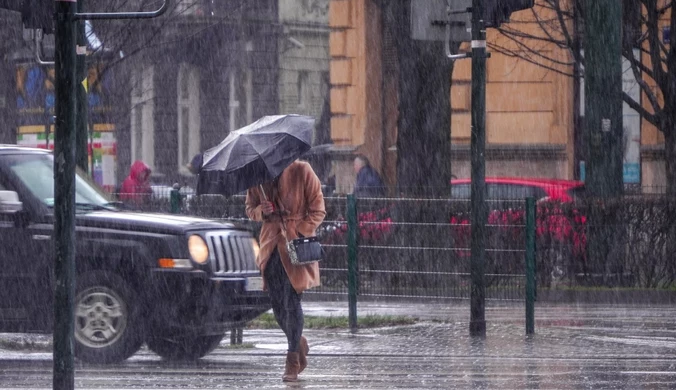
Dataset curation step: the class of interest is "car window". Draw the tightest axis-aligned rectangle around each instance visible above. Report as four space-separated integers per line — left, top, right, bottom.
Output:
451 184 470 199
3 153 110 207
488 184 545 200
452 182 550 200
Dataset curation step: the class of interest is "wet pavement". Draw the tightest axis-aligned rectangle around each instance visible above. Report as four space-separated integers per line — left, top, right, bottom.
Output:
1 301 675 389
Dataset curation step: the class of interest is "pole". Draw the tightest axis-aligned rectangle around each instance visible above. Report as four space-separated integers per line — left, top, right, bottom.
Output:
469 0 487 337
53 0 78 389
75 0 88 173
347 194 359 333
525 197 536 335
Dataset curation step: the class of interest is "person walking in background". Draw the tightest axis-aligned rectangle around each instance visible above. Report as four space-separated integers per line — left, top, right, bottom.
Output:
245 160 326 382
119 160 152 206
353 154 385 197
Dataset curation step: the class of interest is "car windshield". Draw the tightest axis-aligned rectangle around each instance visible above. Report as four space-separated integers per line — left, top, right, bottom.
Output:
4 152 112 209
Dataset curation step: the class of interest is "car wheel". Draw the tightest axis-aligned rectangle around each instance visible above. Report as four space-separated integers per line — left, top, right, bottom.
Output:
146 334 225 361
74 271 143 364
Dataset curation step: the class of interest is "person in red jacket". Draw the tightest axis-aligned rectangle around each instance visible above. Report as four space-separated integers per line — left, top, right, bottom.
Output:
119 160 152 206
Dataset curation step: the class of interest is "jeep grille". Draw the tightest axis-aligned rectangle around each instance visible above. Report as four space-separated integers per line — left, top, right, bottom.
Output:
205 231 259 275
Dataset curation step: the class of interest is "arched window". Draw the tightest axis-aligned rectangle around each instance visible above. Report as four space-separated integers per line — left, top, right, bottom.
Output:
177 63 201 174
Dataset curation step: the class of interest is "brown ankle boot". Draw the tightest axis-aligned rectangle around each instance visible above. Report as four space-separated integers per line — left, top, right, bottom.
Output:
282 352 301 382
299 336 309 373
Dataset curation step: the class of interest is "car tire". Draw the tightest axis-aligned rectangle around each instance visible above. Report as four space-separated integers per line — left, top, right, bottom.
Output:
146 334 225 361
74 271 144 364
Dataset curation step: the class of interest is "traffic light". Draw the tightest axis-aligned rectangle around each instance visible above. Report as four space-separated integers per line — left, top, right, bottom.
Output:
0 0 55 33
484 0 534 28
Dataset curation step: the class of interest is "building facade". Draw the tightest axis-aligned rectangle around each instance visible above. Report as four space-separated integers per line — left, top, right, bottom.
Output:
119 1 281 187
1 0 281 190
327 0 670 193
277 0 330 123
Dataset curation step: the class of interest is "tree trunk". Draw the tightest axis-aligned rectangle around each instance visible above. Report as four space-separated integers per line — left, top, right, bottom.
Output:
390 0 453 198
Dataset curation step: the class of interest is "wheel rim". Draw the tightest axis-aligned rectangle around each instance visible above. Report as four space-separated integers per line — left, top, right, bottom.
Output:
74 287 128 349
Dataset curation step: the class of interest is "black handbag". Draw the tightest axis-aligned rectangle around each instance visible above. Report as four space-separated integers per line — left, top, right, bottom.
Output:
260 184 324 265
287 234 324 265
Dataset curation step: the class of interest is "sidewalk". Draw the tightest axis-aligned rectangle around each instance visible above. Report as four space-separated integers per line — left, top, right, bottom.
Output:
284 301 676 359
221 300 676 388
1 301 675 389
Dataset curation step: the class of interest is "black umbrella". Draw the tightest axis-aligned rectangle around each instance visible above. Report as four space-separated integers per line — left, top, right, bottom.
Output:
197 114 315 196
301 143 333 157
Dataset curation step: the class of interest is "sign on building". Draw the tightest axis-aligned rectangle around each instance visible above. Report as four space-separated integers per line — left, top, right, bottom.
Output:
15 62 118 191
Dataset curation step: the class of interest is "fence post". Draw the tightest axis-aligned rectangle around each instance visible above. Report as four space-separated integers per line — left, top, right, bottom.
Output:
347 194 359 333
170 183 181 214
525 197 536 335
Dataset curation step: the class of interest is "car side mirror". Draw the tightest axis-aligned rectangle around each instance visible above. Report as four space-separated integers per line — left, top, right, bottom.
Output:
0 190 23 214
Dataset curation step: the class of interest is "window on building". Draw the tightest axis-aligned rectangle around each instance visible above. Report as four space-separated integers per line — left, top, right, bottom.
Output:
177 64 201 174
130 66 155 169
229 69 240 132
297 71 309 108
245 68 253 125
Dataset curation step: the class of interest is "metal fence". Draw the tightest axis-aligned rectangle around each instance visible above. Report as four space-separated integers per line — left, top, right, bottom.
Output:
313 195 532 302
114 187 676 296
131 189 534 302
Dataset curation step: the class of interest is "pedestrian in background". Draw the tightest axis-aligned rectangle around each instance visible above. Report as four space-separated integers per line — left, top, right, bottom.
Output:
119 160 152 206
353 154 385 197
245 160 326 382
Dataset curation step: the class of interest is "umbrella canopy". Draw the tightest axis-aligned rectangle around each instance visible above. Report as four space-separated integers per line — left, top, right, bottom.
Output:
301 143 333 157
197 114 315 196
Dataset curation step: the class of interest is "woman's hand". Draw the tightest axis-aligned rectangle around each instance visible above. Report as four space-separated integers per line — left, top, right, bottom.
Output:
261 200 276 216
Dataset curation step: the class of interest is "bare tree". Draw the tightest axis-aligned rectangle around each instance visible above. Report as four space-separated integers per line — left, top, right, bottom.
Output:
384 0 453 197
491 0 676 193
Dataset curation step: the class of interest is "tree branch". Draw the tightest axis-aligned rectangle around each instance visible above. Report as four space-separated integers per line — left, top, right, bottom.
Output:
645 0 668 94
624 47 662 126
623 90 659 126
488 43 575 77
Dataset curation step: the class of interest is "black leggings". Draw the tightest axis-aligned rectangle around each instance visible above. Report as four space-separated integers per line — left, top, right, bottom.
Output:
264 249 304 352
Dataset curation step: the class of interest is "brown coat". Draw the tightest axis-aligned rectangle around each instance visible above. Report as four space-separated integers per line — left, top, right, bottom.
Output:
245 160 326 293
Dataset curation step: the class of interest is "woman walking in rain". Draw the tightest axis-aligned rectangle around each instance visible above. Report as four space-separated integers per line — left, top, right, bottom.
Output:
245 159 326 382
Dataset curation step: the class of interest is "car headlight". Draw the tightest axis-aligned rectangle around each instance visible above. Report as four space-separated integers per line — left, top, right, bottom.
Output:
251 238 260 259
188 235 209 264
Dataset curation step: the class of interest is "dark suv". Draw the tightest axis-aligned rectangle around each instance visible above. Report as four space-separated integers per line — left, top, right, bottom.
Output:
0 145 270 363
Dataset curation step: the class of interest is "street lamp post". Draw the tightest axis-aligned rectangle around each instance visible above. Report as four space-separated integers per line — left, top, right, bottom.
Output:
53 1 78 389
469 0 487 337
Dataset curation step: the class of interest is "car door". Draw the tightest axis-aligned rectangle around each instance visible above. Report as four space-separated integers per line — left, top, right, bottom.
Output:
0 162 52 329
0 177 33 323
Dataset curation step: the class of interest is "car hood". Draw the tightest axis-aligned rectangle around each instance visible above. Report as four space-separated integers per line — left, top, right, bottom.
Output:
77 211 235 235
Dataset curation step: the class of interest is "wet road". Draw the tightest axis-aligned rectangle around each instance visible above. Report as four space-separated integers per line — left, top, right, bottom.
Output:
1 302 675 389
